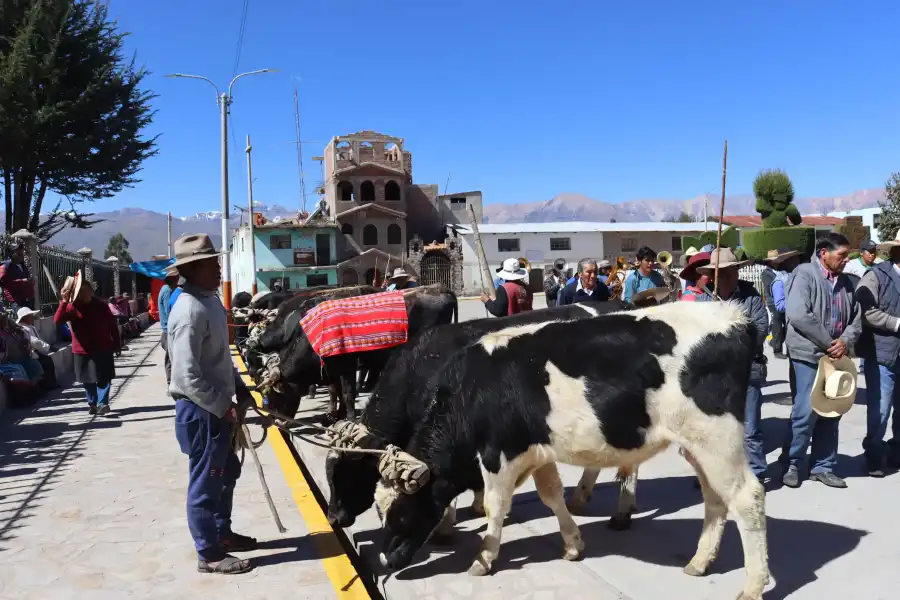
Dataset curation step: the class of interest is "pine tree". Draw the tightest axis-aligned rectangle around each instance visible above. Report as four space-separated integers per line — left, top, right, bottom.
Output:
877 172 900 243
105 233 133 265
0 0 158 240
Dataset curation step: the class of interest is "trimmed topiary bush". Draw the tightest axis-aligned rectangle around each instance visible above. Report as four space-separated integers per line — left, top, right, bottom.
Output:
743 226 816 260
743 169 814 260
681 226 740 252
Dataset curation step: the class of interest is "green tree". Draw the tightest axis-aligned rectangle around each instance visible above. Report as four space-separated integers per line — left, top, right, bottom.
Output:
0 0 158 242
877 172 900 242
105 233 132 265
676 211 694 223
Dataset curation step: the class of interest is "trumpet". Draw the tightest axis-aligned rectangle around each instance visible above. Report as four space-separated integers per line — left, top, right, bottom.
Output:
608 256 629 300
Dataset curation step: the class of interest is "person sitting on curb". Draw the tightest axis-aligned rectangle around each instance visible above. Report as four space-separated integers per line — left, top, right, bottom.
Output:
16 307 57 390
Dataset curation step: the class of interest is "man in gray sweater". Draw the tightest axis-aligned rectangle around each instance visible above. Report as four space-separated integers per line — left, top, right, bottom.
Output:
168 234 257 574
855 231 900 477
780 233 862 489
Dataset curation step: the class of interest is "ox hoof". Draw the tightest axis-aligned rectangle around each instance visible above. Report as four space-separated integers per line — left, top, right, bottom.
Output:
566 494 591 513
607 513 632 531
735 594 762 600
562 540 584 561
683 562 708 577
467 560 491 577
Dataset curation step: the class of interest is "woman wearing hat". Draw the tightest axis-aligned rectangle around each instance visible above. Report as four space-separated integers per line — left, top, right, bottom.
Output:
678 251 713 302
482 257 533 317
55 270 121 416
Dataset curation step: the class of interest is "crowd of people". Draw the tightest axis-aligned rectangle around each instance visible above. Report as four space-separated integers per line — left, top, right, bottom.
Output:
488 232 898 489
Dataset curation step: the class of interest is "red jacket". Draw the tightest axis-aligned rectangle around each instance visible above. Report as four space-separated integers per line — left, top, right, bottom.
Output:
0 260 34 305
501 281 533 315
55 298 121 355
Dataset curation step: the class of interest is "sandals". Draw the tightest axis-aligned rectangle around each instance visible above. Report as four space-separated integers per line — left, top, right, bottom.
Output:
197 555 252 574
220 533 258 553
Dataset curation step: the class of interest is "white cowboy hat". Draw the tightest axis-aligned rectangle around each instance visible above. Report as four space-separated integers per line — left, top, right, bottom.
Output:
597 259 612 269
496 257 528 282
16 307 40 323
695 248 749 272
810 355 858 418
389 267 411 280
679 246 700 267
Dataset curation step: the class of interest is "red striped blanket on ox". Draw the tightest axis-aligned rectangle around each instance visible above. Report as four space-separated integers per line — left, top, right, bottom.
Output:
299 290 409 358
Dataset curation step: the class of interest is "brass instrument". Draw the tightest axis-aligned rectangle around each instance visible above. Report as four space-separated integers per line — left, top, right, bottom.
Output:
518 257 531 271
608 256 629 300
656 251 678 303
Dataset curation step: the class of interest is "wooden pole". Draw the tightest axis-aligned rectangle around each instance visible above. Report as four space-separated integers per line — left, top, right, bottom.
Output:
468 204 495 301
713 140 728 300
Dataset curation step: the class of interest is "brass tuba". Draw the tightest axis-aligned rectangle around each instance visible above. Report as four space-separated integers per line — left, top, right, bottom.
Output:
608 256 629 300
518 257 531 271
657 251 678 303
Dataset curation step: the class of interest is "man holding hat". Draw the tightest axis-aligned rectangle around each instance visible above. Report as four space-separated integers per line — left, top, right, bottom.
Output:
158 264 179 385
856 229 900 476
482 257 533 317
695 248 771 482
843 239 882 279
386 267 418 291
780 233 861 489
167 234 257 574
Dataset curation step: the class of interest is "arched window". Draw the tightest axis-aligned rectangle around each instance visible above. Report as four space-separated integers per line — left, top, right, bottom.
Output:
364 268 383 286
360 180 375 203
387 223 402 245
337 181 354 201
341 223 353 236
363 224 378 245
341 269 359 285
385 180 401 201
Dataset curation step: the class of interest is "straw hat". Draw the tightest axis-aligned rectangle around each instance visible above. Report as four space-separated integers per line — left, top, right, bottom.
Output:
679 246 700 267
810 356 858 418
696 248 748 273
763 248 801 265
496 258 528 282
389 267 411 280
63 270 83 302
172 233 225 268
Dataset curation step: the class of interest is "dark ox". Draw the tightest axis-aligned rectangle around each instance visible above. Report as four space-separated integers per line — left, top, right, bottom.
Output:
260 285 458 420
375 301 768 600
326 301 642 532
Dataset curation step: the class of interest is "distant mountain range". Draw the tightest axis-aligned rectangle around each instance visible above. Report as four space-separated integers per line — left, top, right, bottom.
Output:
6 189 883 261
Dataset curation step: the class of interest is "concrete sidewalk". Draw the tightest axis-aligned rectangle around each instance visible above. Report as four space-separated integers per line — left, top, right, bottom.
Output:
0 327 342 600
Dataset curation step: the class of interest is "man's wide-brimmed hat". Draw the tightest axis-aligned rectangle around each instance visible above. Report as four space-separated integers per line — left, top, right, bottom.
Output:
165 264 179 278
389 267 411 280
496 257 528 282
763 248 801 265
679 246 699 267
172 234 225 268
811 356 858 418
696 248 748 273
679 251 712 282
598 259 612 269
631 287 671 306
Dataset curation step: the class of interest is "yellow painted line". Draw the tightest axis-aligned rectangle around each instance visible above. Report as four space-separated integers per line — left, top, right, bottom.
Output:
231 347 371 599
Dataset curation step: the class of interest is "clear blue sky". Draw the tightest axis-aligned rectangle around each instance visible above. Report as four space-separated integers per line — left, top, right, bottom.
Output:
99 0 900 216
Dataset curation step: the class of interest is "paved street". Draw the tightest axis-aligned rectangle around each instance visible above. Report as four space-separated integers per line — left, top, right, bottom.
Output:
0 329 343 600
294 297 898 600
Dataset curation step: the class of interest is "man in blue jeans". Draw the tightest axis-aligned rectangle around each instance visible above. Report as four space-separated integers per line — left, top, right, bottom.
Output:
781 233 862 489
168 234 257 574
855 229 900 477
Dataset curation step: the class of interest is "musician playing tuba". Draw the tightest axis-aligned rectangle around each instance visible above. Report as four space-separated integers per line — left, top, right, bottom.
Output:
622 246 668 304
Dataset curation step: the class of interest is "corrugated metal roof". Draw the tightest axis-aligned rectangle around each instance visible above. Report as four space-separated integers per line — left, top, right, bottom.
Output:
454 221 709 234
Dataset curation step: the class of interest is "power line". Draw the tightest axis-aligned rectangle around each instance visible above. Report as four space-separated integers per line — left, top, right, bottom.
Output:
232 0 250 77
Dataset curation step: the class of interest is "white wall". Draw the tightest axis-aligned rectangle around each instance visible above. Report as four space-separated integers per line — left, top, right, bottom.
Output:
828 207 882 243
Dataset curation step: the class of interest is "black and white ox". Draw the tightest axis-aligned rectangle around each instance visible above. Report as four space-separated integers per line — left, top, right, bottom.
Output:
326 300 639 532
374 301 768 600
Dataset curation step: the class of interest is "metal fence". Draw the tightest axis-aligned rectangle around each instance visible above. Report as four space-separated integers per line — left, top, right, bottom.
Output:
37 246 85 310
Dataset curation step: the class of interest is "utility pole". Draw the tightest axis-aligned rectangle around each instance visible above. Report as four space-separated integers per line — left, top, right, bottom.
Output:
167 212 173 256
165 68 277 309
293 87 308 213
245 134 258 294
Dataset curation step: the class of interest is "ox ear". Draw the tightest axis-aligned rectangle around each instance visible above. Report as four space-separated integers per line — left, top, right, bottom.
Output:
377 445 430 495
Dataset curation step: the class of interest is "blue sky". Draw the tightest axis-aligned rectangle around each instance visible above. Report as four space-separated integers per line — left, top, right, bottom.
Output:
99 0 900 216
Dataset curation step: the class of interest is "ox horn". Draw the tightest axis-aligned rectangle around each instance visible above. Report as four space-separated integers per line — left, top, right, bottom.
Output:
377 445 430 495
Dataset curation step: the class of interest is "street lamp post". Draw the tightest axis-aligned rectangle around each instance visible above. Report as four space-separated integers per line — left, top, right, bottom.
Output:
166 69 276 309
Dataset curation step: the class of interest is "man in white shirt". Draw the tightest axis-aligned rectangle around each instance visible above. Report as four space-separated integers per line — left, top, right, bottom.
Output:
843 240 882 279
16 307 57 389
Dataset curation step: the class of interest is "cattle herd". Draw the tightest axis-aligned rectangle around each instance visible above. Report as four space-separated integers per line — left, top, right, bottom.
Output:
233 285 769 600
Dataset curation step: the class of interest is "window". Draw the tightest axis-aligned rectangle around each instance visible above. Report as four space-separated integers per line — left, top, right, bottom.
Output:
306 274 329 287
671 236 681 251
874 214 881 231
549 237 571 251
269 234 291 250
363 224 378 245
497 238 520 252
387 224 402 245
360 180 375 203
341 223 353 236
385 181 401 201
337 181 354 201
621 237 637 252
450 197 467 211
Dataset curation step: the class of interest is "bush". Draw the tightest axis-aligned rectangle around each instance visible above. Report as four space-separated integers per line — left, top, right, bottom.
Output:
754 170 802 228
742 226 816 260
681 226 740 252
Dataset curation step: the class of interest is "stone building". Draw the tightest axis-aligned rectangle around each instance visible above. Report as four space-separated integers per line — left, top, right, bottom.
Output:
318 130 481 291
